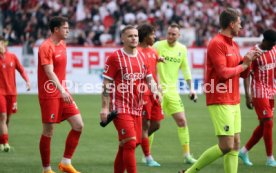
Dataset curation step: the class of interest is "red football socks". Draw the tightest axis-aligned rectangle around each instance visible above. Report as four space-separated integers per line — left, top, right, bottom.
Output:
63 129 81 158
114 146 125 173
263 120 273 156
40 135 51 167
123 140 137 173
141 138 150 157
0 134 8 144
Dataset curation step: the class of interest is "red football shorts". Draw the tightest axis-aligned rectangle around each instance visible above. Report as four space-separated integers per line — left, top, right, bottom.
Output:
113 114 142 144
0 95 17 115
252 98 274 120
142 95 164 121
39 98 80 123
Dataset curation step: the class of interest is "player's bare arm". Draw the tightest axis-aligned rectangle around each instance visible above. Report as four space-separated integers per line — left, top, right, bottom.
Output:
26 81 31 91
186 79 197 102
146 75 162 103
243 76 253 109
43 64 72 103
100 77 112 123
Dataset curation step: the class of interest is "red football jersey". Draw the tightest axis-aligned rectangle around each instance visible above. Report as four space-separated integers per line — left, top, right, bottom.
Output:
251 45 276 99
0 51 29 95
138 46 158 96
38 38 67 99
205 34 248 105
103 48 152 116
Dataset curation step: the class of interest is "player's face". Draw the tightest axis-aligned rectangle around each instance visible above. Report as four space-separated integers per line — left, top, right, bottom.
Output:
167 27 180 45
55 22 69 40
145 31 155 46
0 41 6 54
231 17 242 36
122 29 139 49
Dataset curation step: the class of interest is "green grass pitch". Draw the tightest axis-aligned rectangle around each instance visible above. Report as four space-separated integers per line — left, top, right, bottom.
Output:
0 94 275 173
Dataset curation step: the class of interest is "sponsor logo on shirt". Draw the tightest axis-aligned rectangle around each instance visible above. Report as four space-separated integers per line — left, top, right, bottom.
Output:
123 73 145 81
163 56 181 63
259 63 276 71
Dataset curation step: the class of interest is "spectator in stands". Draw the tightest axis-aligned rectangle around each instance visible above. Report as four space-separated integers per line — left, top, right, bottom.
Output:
0 0 275 47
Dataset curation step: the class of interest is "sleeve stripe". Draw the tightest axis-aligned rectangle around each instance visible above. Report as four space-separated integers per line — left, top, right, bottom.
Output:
102 74 114 81
146 74 153 78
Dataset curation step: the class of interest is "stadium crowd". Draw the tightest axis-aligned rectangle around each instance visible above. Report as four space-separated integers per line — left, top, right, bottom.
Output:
0 0 275 47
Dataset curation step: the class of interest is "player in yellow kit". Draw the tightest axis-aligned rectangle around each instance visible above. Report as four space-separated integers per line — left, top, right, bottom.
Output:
153 23 197 164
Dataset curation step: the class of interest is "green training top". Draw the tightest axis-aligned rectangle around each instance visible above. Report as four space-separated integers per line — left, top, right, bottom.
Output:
154 40 192 91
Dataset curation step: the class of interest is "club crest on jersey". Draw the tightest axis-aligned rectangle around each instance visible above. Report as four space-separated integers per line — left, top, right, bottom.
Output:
104 64 109 73
142 64 146 69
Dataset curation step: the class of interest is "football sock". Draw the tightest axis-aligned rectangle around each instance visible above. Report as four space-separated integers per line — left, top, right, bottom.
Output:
61 157 71 165
177 127 190 155
63 129 81 158
43 166 52 172
240 146 248 154
40 135 51 167
267 155 275 161
141 138 150 157
0 134 8 144
183 144 190 157
123 140 137 173
186 145 223 173
224 150 238 173
263 120 273 156
114 146 124 173
245 125 263 151
149 133 154 150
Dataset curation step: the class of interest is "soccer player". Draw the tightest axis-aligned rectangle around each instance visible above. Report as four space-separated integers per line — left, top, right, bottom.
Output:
0 36 30 152
179 8 260 173
100 25 161 173
153 23 197 164
239 29 276 167
38 16 83 173
137 23 164 167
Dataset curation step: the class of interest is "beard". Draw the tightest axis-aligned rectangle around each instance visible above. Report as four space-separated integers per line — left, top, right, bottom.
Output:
231 30 239 37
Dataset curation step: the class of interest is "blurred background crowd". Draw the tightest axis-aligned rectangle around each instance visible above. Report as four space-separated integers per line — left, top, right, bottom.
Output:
0 0 275 48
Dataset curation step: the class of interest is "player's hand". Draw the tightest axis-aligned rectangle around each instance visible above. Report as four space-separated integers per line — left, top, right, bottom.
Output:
244 50 262 63
189 90 197 103
61 90 72 104
245 94 253 109
158 85 163 96
153 91 162 104
26 82 31 91
158 56 165 63
100 108 108 123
